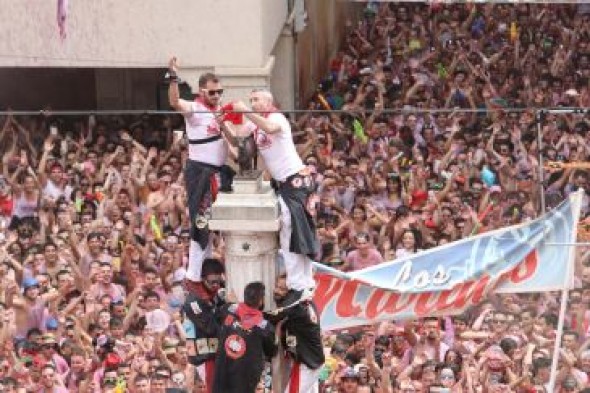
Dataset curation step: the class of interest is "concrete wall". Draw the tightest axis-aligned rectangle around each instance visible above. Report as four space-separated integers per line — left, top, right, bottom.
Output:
0 0 283 69
0 0 289 108
0 0 358 110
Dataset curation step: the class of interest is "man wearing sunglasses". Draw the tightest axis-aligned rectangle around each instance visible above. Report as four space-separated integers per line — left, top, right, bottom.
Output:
168 57 228 295
182 258 227 393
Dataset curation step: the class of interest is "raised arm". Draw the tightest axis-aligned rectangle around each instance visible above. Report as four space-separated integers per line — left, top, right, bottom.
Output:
168 57 193 114
233 101 282 135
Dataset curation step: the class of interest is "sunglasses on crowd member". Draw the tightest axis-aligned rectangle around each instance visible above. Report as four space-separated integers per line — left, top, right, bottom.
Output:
103 377 118 386
203 89 224 96
205 278 224 286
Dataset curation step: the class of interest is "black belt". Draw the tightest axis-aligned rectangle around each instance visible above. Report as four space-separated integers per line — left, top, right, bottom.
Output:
188 135 221 145
279 172 298 186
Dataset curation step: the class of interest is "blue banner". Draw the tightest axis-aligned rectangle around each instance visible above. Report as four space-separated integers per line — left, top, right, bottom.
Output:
313 192 582 330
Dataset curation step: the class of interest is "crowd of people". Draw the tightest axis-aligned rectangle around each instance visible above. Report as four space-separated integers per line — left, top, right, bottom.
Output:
0 1 589 392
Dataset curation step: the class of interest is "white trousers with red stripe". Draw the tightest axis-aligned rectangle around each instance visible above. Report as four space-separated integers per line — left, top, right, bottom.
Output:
284 361 320 393
278 197 316 291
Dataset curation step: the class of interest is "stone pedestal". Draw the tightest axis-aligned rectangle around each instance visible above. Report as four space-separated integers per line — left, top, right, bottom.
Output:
209 175 280 310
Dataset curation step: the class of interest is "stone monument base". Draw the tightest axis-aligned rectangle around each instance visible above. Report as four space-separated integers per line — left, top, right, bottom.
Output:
209 174 279 309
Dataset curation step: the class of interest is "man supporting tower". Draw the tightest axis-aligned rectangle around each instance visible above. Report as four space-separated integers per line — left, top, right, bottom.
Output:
269 274 325 393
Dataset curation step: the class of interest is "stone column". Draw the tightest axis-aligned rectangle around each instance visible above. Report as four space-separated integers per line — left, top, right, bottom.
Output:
209 175 280 310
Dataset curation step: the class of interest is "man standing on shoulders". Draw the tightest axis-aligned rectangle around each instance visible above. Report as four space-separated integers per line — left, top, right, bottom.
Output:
268 274 325 393
168 57 228 293
230 90 319 301
213 281 277 393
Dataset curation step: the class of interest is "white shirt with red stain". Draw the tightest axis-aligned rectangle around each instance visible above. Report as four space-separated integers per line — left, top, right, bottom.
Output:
248 112 304 182
185 99 228 166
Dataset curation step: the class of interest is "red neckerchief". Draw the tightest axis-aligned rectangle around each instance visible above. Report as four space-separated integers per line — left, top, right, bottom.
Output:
236 303 263 330
195 96 219 112
193 282 216 303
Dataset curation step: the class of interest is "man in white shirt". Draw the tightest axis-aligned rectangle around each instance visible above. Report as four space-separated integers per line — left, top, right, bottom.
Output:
230 90 319 300
168 57 229 292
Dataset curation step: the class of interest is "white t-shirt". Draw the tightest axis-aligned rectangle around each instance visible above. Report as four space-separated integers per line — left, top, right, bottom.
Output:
249 112 304 181
43 180 72 201
184 100 228 166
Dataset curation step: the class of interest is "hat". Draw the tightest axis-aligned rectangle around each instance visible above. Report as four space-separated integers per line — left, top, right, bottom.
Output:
341 367 360 380
353 364 368 373
22 277 39 291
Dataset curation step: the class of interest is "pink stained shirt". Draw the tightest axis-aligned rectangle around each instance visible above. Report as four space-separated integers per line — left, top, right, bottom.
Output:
345 248 384 271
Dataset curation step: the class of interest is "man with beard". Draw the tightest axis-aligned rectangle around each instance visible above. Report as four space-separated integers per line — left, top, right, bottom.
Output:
409 317 449 363
268 274 325 393
168 57 229 294
182 258 226 393
213 282 277 393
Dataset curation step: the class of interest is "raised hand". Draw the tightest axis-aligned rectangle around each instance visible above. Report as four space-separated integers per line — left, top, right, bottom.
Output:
168 57 179 73
120 130 133 142
43 138 54 153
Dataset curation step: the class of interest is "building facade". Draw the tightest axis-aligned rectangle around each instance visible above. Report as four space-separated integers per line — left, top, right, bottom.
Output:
0 0 357 110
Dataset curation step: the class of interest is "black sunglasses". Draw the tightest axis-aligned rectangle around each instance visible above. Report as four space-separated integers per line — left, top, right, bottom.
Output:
205 89 224 96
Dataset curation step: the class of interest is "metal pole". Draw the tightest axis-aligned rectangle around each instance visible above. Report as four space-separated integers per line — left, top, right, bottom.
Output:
536 109 547 216
546 201 585 392
548 281 570 391
545 242 590 246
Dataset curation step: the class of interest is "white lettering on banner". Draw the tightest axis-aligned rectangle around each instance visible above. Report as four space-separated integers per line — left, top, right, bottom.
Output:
432 265 452 285
392 261 454 290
